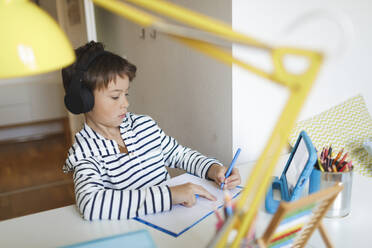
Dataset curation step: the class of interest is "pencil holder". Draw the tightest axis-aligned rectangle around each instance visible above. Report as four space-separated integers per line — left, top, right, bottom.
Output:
309 168 353 218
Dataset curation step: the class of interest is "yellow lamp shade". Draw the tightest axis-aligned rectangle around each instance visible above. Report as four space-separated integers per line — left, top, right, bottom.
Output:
0 0 76 79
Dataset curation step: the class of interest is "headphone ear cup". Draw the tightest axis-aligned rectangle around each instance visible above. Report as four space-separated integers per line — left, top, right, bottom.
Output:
64 88 83 115
64 50 106 114
64 85 94 114
65 94 88 114
64 94 75 114
64 74 85 114
80 85 95 113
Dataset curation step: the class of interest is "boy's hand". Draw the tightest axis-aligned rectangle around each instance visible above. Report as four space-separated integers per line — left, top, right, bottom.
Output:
207 163 241 190
169 183 216 207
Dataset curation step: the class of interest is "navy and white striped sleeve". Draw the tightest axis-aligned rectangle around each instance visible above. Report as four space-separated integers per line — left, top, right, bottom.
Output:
158 127 223 179
73 157 172 220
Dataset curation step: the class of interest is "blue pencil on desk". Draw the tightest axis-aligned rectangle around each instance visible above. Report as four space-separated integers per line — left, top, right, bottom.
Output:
220 148 241 190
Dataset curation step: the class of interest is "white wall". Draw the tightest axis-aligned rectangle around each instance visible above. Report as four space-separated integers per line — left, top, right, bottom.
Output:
95 0 233 164
233 0 372 162
0 71 66 126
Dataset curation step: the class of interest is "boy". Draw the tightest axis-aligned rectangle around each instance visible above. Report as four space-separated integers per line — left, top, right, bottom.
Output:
62 41 240 220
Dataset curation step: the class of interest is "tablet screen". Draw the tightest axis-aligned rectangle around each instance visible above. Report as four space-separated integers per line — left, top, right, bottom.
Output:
285 137 309 194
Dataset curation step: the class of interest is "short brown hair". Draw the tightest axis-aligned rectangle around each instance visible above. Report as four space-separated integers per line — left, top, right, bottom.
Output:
62 41 136 92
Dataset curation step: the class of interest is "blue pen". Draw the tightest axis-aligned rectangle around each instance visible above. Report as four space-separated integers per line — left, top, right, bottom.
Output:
220 148 241 189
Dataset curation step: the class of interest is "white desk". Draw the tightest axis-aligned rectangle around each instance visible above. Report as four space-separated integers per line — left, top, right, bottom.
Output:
0 155 371 248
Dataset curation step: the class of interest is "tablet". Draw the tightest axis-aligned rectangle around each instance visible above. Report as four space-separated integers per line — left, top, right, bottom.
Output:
284 135 311 197
265 130 317 213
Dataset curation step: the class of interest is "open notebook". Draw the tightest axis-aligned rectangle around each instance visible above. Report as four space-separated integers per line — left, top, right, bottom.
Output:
135 173 242 237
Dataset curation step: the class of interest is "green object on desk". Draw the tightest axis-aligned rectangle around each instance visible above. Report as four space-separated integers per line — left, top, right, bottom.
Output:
61 229 156 248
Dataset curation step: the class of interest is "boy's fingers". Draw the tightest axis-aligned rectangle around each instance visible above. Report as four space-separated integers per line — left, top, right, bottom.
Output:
229 177 241 185
217 175 225 183
225 174 241 189
225 169 241 183
225 174 240 184
194 185 216 201
231 168 240 177
225 181 239 189
226 177 239 184
226 173 239 180
217 169 226 183
182 201 194 207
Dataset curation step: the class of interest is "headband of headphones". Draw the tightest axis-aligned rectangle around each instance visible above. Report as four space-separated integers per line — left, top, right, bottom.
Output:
64 50 111 114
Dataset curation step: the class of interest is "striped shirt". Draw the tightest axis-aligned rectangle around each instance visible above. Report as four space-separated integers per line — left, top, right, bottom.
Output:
63 112 222 220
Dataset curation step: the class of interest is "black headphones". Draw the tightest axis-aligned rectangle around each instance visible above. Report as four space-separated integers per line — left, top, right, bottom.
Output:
64 50 109 114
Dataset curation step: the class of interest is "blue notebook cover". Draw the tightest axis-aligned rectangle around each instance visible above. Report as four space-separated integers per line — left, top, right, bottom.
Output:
61 229 156 248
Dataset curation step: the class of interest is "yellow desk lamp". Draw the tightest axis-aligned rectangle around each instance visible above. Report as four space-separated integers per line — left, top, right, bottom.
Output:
1 0 323 247
0 0 75 79
91 1 323 247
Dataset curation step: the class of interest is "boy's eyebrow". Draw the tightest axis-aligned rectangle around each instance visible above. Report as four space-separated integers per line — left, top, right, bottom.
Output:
109 88 129 93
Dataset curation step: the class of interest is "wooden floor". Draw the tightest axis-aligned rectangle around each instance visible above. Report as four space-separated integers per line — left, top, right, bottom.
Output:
0 134 75 221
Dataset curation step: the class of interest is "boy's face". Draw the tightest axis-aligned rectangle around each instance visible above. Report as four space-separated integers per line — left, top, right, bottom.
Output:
87 75 130 128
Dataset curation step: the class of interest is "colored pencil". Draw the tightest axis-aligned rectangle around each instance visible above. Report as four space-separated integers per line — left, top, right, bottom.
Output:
332 148 344 167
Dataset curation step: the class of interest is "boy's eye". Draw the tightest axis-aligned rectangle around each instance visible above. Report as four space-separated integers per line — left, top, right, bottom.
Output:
125 93 129 96
111 96 119 100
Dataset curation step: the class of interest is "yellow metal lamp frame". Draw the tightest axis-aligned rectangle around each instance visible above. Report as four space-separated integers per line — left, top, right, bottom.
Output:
91 1 323 247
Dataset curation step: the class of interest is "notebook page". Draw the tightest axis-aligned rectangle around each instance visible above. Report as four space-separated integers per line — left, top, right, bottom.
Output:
136 173 241 235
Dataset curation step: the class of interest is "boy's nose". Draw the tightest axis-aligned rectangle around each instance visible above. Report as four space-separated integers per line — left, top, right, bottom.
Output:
122 98 129 109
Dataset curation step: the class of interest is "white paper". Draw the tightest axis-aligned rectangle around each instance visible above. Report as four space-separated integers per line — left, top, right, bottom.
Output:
136 173 241 236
